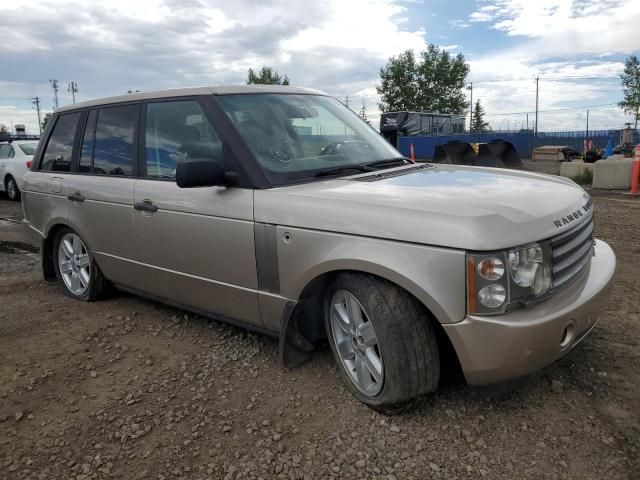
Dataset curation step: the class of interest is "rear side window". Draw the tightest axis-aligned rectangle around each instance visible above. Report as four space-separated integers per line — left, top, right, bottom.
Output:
145 100 222 179
18 143 38 155
0 144 10 158
92 105 139 176
40 112 81 171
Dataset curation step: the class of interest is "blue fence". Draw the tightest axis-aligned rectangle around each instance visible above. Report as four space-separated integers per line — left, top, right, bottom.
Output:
398 129 639 160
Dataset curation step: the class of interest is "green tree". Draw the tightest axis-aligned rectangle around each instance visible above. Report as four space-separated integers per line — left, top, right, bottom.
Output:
619 55 640 130
247 66 290 85
471 99 490 133
376 45 469 114
41 112 52 130
0 124 8 134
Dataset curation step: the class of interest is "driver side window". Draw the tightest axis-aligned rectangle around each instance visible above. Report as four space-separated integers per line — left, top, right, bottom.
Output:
145 100 222 179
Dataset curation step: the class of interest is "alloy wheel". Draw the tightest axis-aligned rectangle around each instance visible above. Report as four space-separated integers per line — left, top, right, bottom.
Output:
58 233 91 296
330 289 384 396
6 177 18 200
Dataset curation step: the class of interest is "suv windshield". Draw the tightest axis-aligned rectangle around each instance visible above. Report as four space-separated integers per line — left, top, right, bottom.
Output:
216 94 402 185
18 143 38 155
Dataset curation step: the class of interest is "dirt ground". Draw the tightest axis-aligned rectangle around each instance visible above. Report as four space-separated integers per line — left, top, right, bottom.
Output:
1 184 639 480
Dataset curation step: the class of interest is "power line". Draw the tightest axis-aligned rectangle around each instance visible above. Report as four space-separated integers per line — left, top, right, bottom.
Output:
481 102 618 117
470 74 619 84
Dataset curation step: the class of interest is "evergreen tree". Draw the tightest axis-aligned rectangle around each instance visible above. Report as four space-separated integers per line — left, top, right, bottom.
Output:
471 99 490 133
619 55 640 130
247 66 290 85
41 112 52 130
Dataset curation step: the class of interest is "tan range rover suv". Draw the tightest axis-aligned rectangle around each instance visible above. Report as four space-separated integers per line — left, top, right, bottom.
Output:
21 85 616 413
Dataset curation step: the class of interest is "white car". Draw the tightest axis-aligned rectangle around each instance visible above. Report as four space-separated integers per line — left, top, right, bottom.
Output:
0 140 39 201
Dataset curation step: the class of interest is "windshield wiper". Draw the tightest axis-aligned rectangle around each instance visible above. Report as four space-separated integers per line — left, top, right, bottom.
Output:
366 157 410 169
314 165 373 178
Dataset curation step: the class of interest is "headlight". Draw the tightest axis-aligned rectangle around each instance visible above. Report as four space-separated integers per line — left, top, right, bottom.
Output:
477 257 504 281
478 284 506 308
467 242 552 315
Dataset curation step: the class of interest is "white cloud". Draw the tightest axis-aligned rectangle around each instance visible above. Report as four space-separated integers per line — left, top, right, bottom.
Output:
0 0 428 132
469 0 640 59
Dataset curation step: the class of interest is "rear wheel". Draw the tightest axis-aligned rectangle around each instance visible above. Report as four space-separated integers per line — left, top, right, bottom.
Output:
53 228 109 301
324 272 440 414
5 175 20 201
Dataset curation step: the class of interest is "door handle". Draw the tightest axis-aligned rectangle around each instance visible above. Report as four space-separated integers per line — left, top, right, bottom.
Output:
134 200 158 213
68 192 85 202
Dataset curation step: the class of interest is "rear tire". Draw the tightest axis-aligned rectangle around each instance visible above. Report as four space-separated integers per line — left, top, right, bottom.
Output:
52 227 110 301
5 175 20 201
324 272 440 414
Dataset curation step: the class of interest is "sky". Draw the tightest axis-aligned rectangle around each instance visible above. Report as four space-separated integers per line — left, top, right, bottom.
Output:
1 0 638 135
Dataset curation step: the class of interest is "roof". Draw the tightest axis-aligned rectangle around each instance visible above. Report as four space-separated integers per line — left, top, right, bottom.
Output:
56 85 327 113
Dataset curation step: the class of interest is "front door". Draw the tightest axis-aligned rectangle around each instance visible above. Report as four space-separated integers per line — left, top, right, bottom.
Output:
132 99 260 326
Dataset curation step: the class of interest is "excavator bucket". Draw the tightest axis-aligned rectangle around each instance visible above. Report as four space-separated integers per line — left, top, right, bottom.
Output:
476 143 504 167
432 141 476 165
480 140 523 169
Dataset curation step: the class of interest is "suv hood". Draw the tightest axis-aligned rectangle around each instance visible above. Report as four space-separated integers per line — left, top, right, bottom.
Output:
254 164 593 250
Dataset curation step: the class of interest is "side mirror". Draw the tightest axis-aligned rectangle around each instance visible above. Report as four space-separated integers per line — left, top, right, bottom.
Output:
176 159 238 188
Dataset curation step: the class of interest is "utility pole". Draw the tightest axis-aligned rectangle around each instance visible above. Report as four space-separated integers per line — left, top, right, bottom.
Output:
68 81 78 104
466 82 473 132
50 79 59 109
534 76 539 137
32 97 42 135
359 97 368 122
586 109 589 139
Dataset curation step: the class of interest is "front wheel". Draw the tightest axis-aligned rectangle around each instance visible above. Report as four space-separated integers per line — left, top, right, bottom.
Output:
53 228 110 301
324 273 440 414
5 175 20 201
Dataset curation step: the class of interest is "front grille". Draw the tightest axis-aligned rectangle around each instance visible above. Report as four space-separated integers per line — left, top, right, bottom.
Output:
550 216 594 291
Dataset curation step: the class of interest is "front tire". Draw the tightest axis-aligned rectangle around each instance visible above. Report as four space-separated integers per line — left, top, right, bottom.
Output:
53 228 109 301
5 175 20 201
324 273 440 414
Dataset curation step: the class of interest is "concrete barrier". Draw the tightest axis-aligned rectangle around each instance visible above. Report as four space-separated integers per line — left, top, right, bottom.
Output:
560 161 593 179
592 155 635 189
533 145 567 162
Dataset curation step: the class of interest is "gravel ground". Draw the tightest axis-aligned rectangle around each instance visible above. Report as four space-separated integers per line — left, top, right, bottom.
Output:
0 189 638 480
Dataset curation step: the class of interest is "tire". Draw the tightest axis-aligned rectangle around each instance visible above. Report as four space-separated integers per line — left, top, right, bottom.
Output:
324 272 440 414
52 227 110 301
5 175 20 201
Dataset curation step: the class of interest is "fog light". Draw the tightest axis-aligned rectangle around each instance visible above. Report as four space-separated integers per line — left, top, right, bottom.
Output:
477 257 505 281
478 284 506 308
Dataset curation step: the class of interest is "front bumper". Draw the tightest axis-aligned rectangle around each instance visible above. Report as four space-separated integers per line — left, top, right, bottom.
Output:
443 239 616 385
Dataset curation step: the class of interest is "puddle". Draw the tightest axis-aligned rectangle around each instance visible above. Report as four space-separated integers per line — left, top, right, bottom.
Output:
0 240 39 254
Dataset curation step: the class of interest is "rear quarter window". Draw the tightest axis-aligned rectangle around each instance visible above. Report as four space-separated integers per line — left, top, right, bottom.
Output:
40 112 82 172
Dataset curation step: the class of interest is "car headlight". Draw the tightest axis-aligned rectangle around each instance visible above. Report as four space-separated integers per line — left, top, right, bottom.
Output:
467 242 552 315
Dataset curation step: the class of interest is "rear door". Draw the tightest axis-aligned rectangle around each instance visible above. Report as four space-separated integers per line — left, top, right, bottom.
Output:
64 103 147 290
0 144 10 190
21 112 82 235
132 98 261 326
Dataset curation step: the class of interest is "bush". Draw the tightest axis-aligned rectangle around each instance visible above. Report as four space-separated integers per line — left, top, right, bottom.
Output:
571 169 593 185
